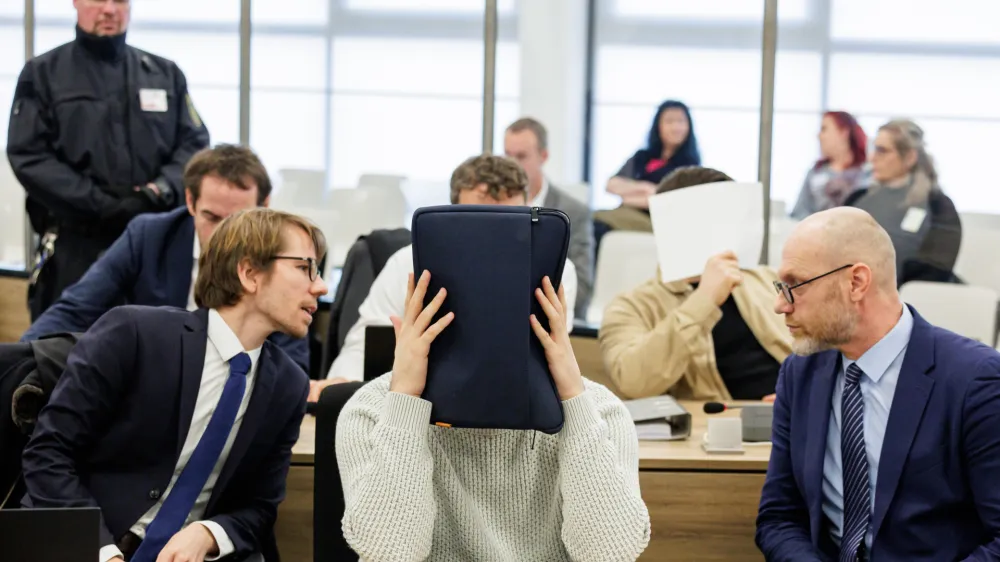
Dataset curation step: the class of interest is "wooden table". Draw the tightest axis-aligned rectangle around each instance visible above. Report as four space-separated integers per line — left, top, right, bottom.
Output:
275 400 769 562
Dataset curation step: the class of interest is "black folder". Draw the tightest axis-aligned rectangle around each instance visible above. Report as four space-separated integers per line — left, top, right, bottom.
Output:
411 204 570 433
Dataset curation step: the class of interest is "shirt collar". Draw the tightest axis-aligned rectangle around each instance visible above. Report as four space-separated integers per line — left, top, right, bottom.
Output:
207 309 262 367
193 233 200 259
530 178 550 208
842 304 913 383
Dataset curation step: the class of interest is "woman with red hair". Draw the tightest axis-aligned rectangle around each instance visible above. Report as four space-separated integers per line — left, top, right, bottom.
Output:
790 111 869 219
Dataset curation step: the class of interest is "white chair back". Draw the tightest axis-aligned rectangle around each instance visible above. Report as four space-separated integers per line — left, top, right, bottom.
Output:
358 173 406 191
959 212 1000 231
767 216 799 267
0 158 26 267
954 226 1000 295
559 182 590 206
900 281 999 344
276 169 325 207
587 231 659 324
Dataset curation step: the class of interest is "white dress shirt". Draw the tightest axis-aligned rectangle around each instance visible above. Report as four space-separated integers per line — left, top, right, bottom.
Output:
529 178 550 208
100 309 261 562
187 235 200 311
326 244 577 381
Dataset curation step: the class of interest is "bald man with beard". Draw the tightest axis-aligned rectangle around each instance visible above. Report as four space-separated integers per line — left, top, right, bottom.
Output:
756 207 1000 562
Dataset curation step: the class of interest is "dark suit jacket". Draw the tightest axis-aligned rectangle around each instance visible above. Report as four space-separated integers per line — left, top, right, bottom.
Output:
20 206 309 371
21 306 309 559
756 306 1000 561
544 183 594 319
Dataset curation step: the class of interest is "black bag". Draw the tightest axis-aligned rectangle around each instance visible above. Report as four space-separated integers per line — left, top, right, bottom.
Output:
411 205 570 434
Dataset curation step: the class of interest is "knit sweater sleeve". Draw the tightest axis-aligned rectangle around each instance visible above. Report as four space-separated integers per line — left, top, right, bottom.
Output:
558 383 651 561
336 382 436 562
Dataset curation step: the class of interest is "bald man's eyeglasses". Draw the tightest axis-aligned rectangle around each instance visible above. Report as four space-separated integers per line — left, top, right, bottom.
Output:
773 264 854 305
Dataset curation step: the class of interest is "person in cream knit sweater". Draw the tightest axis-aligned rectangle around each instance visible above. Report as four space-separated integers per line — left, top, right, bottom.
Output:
336 271 651 561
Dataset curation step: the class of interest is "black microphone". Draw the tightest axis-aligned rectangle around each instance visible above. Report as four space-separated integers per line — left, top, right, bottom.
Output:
703 402 743 414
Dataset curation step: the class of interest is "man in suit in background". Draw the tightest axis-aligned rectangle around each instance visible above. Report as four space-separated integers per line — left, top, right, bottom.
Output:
756 207 1000 561
19 144 309 372
22 208 328 562
505 117 593 319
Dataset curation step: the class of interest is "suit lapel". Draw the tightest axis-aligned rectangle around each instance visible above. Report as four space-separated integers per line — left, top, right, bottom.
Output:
177 309 209 459
871 311 935 542
805 352 838 544
210 344 277 510
165 215 196 308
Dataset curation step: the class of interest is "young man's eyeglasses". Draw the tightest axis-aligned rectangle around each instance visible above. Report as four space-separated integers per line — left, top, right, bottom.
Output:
773 264 853 305
271 256 319 281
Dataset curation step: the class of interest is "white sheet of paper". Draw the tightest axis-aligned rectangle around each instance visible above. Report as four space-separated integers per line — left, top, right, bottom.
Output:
648 181 764 283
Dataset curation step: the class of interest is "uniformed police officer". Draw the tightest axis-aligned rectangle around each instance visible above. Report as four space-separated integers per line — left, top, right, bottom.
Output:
6 0 210 321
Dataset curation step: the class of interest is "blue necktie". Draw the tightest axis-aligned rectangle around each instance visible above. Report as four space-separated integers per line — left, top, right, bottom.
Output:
840 363 871 562
131 352 252 562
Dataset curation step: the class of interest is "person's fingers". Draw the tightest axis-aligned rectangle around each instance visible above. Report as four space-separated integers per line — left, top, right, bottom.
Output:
390 315 403 339
402 273 416 320
762 393 777 403
535 287 559 323
421 311 455 343
557 281 568 313
405 270 430 324
415 287 448 332
542 277 563 316
530 314 555 348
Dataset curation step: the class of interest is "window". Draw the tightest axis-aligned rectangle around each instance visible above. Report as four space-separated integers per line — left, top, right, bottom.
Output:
344 0 515 15
832 0 1000 45
248 3 520 205
128 29 241 143
613 0 808 22
0 14 24 269
590 0 769 209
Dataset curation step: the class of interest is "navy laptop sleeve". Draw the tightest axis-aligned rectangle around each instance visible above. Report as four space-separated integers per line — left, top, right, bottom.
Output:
411 204 570 434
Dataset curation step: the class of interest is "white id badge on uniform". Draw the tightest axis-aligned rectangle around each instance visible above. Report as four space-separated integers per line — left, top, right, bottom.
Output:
901 207 927 233
139 88 168 112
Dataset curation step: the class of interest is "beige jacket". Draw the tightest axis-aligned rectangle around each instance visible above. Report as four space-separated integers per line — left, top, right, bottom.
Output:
599 267 793 401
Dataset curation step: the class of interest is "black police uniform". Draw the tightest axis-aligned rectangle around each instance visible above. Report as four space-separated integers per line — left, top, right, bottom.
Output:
6 26 210 320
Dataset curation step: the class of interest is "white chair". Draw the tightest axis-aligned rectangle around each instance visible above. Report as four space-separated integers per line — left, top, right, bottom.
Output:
954 226 1000 296
358 173 406 191
587 231 659 325
0 158 26 267
766 216 799 268
958 212 1000 231
900 281 999 344
769 199 787 219
558 182 590 206
276 169 325 207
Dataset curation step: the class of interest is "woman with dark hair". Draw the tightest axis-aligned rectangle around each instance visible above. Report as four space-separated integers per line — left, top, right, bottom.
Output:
845 118 962 286
790 110 869 219
606 100 701 210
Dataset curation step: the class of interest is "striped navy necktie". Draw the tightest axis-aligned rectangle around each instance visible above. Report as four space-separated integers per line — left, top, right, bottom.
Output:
840 362 871 562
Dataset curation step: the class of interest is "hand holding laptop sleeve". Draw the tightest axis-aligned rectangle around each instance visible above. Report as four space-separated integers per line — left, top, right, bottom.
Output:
411 204 570 434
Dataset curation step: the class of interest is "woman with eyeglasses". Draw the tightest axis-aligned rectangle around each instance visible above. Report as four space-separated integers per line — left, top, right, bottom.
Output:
844 119 962 286
790 111 869 219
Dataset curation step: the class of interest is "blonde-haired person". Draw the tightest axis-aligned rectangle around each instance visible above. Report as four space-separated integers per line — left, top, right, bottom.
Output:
22 208 328 562
845 119 962 286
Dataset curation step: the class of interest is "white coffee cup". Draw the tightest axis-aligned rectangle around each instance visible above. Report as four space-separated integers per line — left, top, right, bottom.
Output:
705 417 743 451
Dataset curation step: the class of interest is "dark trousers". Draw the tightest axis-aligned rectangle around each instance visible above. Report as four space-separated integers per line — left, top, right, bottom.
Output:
27 230 118 322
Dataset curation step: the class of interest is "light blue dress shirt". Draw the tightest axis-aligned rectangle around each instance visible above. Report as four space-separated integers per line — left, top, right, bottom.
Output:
822 304 913 552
